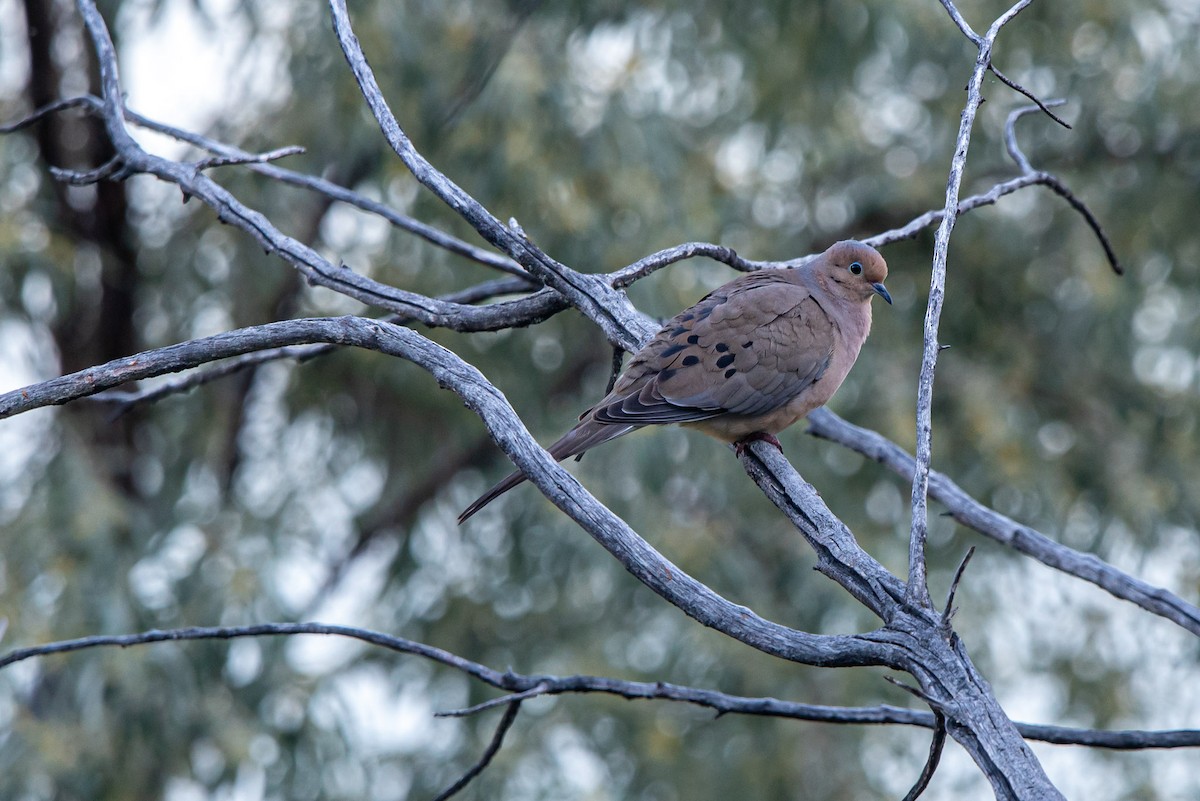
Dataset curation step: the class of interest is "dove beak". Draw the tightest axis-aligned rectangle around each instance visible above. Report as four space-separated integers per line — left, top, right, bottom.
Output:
872 282 893 305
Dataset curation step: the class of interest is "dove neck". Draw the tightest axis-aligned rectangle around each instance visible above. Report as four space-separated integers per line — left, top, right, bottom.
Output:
802 267 874 344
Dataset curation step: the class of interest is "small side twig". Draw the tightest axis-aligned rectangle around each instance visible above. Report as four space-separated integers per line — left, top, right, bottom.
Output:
988 67 1071 129
49 156 123 184
885 674 948 800
938 0 1069 129
902 712 948 801
0 96 96 132
1037 173 1123 274
84 276 534 416
942 546 977 627
437 683 551 718
431 700 522 801
1003 103 1121 277
88 344 326 420
936 0 980 42
885 675 940 707
193 145 305 172
1004 101 1067 173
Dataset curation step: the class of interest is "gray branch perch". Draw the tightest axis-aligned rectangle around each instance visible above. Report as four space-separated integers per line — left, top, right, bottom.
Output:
3 622 1196 750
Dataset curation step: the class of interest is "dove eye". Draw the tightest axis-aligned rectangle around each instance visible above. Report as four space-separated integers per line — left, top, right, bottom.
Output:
849 261 863 275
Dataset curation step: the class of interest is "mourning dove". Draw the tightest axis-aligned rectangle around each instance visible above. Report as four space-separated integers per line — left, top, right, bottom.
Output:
458 240 890 523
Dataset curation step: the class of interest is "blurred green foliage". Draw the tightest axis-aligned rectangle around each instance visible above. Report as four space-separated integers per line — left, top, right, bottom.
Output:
1 0 1198 799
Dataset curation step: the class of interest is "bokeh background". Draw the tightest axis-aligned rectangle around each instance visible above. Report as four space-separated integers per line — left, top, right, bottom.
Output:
1 1 1198 798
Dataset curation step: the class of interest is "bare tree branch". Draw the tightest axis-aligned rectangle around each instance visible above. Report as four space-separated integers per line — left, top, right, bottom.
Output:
609 242 769 286
9 310 1186 658
69 4 558 333
0 3 1155 798
10 309 1130 797
83 276 533 416
85 343 328 418
117 101 533 280
4 621 1196 749
808 409 1200 638
936 0 981 42
48 154 123 184
4 623 1195 753
0 314 891 668
2 93 1112 341
1003 104 1123 274
908 0 1037 614
987 69 1072 129
327 0 654 354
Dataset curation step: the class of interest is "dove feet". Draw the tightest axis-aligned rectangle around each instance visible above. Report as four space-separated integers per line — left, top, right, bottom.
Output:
733 432 783 457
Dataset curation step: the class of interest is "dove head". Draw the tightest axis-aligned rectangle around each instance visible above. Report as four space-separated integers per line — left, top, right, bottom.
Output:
813 240 891 305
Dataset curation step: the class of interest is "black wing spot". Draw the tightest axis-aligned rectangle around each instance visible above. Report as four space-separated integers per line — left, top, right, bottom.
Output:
686 334 700 344
658 368 678 381
715 342 729 352
742 341 754 349
671 326 689 337
715 354 735 368
659 343 686 358
724 368 737 379
681 355 700 366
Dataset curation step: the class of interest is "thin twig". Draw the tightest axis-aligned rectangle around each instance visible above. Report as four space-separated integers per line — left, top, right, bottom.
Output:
437 683 551 718
84 277 532 415
1004 101 1066 173
431 701 522 801
0 96 97 132
1036 173 1124 274
936 0 980 42
88 345 327 419
989 67 1072 129
610 242 767 287
193 144 305 172
942 547 977 627
48 156 123 184
885 675 939 707
902 712 948 801
1004 101 1121 275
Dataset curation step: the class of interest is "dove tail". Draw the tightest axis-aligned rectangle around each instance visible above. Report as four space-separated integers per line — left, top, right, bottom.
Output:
456 420 636 524
456 469 529 524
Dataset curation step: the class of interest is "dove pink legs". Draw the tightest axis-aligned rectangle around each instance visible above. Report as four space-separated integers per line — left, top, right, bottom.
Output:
732 431 784 457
